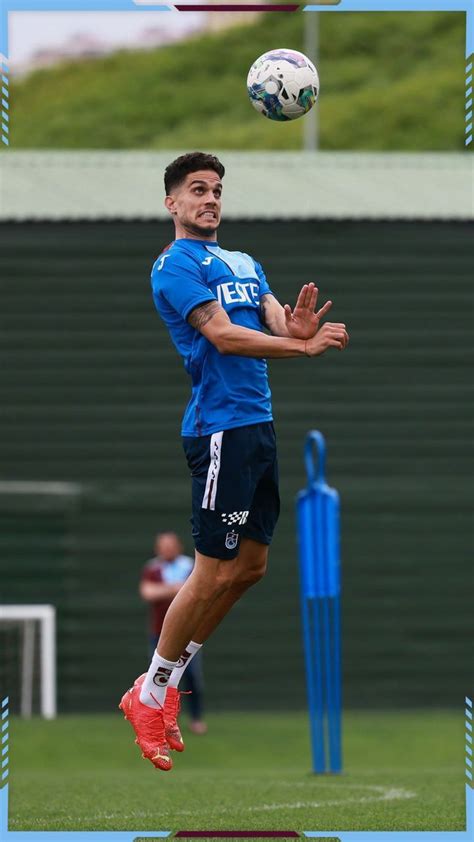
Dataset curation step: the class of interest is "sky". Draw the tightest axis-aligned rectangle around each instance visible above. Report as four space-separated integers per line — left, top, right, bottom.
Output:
9 11 205 67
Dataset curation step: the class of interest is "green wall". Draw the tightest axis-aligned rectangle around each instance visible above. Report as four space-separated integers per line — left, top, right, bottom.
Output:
0 221 471 712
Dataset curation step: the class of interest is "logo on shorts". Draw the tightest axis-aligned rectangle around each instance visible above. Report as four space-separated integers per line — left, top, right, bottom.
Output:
152 667 172 687
225 531 239 550
221 511 249 526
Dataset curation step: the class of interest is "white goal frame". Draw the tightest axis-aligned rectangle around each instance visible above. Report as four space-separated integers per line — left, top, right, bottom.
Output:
0 604 56 719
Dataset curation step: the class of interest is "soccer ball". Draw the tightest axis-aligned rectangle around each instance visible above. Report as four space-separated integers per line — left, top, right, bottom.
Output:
247 48 320 122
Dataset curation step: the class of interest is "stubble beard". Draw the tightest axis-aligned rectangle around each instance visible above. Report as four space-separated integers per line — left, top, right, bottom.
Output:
183 214 219 240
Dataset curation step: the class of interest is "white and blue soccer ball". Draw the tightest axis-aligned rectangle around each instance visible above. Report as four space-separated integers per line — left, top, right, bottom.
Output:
247 48 320 122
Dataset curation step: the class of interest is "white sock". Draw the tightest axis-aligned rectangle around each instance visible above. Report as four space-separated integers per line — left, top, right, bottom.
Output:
168 641 203 689
139 651 178 709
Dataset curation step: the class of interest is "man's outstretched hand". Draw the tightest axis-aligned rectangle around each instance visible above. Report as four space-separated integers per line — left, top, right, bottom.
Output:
304 321 349 357
285 283 333 340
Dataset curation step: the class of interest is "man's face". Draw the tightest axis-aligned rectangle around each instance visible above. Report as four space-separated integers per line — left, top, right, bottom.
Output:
155 533 181 562
165 170 222 240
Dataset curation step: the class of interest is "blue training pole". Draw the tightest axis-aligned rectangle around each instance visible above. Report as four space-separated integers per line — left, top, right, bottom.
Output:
296 430 342 774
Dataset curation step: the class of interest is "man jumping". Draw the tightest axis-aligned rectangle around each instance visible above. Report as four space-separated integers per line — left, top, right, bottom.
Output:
119 151 349 771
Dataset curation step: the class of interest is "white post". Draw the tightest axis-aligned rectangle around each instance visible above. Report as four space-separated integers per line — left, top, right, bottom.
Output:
0 605 57 719
20 620 35 719
40 607 56 719
304 11 319 152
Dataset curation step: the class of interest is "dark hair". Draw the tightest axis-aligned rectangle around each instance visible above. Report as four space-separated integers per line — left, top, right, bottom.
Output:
164 152 225 195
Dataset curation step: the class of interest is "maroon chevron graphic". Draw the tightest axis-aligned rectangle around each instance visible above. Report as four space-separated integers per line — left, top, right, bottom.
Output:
175 833 300 838
175 5 300 11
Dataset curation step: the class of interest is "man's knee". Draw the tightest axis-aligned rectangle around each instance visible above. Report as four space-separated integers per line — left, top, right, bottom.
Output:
215 560 238 593
234 564 266 589
192 553 235 600
193 543 268 597
232 540 269 590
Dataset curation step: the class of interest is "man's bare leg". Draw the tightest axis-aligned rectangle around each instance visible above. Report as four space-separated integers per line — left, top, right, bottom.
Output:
158 538 268 658
157 552 232 662
139 538 268 713
192 538 268 644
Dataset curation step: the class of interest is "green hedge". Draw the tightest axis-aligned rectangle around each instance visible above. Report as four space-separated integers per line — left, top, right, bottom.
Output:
9 11 468 150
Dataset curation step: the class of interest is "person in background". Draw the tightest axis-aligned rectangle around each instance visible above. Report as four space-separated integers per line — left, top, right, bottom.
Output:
139 531 207 736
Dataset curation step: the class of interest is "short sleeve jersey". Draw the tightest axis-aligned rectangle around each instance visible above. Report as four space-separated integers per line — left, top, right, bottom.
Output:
151 238 274 437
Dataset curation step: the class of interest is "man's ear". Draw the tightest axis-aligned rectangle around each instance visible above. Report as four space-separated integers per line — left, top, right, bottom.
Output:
165 195 176 216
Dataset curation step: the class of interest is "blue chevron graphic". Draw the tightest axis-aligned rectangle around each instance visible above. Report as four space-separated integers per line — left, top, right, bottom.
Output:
466 59 473 144
0 698 8 785
0 0 472 837
467 697 474 783
0 56 7 145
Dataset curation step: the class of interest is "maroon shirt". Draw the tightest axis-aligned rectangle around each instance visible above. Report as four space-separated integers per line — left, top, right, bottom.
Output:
141 554 193 636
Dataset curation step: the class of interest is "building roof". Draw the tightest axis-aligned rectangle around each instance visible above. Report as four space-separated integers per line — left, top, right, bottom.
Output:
0 151 472 220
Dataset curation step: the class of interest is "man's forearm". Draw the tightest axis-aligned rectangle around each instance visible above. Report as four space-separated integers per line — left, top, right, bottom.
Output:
216 323 305 358
190 301 347 358
259 295 290 338
140 582 181 601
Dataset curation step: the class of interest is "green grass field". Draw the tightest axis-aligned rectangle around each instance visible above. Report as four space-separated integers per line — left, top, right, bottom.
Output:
8 710 466 833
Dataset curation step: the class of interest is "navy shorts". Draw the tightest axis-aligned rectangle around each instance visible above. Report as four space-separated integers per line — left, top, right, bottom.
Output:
182 422 280 560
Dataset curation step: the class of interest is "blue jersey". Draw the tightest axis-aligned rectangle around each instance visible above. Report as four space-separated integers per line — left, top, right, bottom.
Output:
151 238 274 437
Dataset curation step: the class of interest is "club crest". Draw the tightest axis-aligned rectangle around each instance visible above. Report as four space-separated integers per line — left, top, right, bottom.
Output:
225 531 239 550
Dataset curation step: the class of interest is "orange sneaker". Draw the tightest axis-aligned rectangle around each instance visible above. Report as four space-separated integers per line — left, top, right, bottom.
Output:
164 687 186 752
119 674 172 771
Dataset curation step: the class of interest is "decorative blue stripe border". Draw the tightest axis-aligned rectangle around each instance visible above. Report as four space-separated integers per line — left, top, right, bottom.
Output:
0 0 472 837
466 697 473 782
1 697 9 785
466 57 473 144
1 58 8 145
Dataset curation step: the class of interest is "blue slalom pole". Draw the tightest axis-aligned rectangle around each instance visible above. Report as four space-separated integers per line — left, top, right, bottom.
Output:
296 430 342 774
